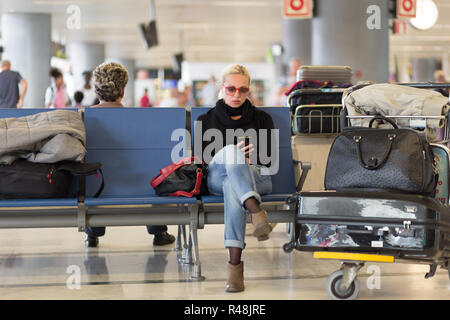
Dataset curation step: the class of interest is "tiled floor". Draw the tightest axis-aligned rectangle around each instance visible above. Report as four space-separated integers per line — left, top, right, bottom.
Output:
0 224 448 300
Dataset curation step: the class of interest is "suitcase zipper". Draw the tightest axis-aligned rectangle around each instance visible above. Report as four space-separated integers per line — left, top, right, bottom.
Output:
47 166 56 184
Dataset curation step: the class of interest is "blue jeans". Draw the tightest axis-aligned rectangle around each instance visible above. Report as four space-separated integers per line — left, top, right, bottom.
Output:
207 145 272 249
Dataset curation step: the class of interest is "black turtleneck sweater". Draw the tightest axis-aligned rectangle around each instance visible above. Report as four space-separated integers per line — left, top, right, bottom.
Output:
195 99 275 166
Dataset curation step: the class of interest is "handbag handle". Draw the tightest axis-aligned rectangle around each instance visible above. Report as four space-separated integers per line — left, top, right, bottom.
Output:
169 169 203 197
368 115 399 129
150 156 203 188
353 134 397 170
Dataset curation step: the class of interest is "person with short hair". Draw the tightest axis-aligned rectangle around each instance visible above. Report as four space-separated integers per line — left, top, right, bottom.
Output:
80 70 98 107
201 75 218 107
45 67 71 108
0 60 28 108
434 69 449 97
84 62 176 248
73 91 84 108
196 64 276 292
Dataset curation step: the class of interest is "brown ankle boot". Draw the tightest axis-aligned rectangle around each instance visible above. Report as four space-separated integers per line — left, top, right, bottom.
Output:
251 210 273 240
226 261 244 292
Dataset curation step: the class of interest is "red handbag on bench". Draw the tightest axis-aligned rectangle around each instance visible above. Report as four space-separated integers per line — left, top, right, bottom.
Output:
150 156 208 197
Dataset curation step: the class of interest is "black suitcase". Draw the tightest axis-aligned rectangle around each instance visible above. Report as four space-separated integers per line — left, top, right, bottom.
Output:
287 88 344 114
292 104 341 134
288 190 450 264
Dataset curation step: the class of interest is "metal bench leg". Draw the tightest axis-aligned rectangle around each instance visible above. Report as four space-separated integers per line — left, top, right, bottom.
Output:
175 225 182 251
178 225 193 265
189 223 205 281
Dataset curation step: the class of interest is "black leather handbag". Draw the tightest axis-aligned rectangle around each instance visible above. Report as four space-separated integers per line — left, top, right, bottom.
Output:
150 157 209 197
325 116 437 196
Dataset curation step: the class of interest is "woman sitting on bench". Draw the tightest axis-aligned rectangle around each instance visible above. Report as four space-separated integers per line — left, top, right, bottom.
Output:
196 64 275 292
84 62 175 248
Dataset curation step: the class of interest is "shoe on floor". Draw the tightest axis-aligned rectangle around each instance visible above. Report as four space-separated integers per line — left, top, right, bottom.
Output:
226 261 244 293
85 235 99 248
153 231 176 246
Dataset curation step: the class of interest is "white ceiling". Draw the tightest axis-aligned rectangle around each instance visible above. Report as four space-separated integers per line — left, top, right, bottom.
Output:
1 0 450 69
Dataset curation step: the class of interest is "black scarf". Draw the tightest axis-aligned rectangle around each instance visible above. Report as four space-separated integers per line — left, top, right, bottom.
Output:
213 98 255 128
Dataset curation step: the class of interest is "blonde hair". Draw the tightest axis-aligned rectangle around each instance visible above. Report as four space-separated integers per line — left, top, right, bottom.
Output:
93 62 129 102
220 64 251 87
218 64 251 100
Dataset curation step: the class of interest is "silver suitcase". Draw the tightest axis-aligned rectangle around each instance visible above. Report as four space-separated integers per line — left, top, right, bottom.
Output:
297 65 353 85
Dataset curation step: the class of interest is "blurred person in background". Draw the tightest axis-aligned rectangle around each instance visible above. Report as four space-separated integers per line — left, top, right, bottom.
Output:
177 90 189 108
45 67 71 108
184 85 197 107
201 75 218 107
434 69 449 97
158 87 179 107
271 57 302 106
73 91 84 108
80 70 98 107
140 88 152 107
0 60 28 108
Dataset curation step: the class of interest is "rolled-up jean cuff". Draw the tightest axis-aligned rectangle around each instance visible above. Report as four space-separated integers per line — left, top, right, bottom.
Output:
225 240 245 249
239 191 261 207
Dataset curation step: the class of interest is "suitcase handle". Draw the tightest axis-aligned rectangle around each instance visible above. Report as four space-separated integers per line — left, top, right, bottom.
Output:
368 115 399 129
353 134 397 170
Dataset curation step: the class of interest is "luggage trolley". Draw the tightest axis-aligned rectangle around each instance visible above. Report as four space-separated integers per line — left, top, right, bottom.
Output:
288 88 345 135
284 83 450 300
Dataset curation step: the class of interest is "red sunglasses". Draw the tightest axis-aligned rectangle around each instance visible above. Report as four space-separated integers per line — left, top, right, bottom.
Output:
224 86 250 96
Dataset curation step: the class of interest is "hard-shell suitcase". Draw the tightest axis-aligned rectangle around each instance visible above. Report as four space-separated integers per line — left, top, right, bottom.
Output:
296 65 353 85
292 104 341 135
286 144 450 264
294 191 450 260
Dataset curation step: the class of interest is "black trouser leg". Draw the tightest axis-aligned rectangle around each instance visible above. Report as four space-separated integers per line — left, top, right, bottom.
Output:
85 227 106 238
146 225 167 235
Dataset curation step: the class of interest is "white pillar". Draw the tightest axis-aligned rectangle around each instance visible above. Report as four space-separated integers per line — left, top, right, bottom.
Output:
311 0 389 83
2 13 52 108
282 18 312 66
67 42 105 92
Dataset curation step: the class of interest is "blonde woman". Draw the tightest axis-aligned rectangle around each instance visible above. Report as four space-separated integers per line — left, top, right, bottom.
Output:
84 62 175 248
196 64 276 292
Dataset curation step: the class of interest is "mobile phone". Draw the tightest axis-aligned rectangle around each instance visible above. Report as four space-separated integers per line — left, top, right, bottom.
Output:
238 136 250 147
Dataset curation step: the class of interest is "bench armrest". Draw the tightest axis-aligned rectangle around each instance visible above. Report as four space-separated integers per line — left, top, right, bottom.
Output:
293 160 311 192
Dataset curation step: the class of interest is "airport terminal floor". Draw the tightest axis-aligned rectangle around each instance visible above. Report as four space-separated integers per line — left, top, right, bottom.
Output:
0 224 448 300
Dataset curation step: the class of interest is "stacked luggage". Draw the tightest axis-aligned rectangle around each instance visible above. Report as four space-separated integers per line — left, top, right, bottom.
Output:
296 65 353 85
288 65 353 135
285 83 450 278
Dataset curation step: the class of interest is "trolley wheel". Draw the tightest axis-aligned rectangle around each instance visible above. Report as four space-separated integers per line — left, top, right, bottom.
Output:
283 242 294 253
326 270 360 300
